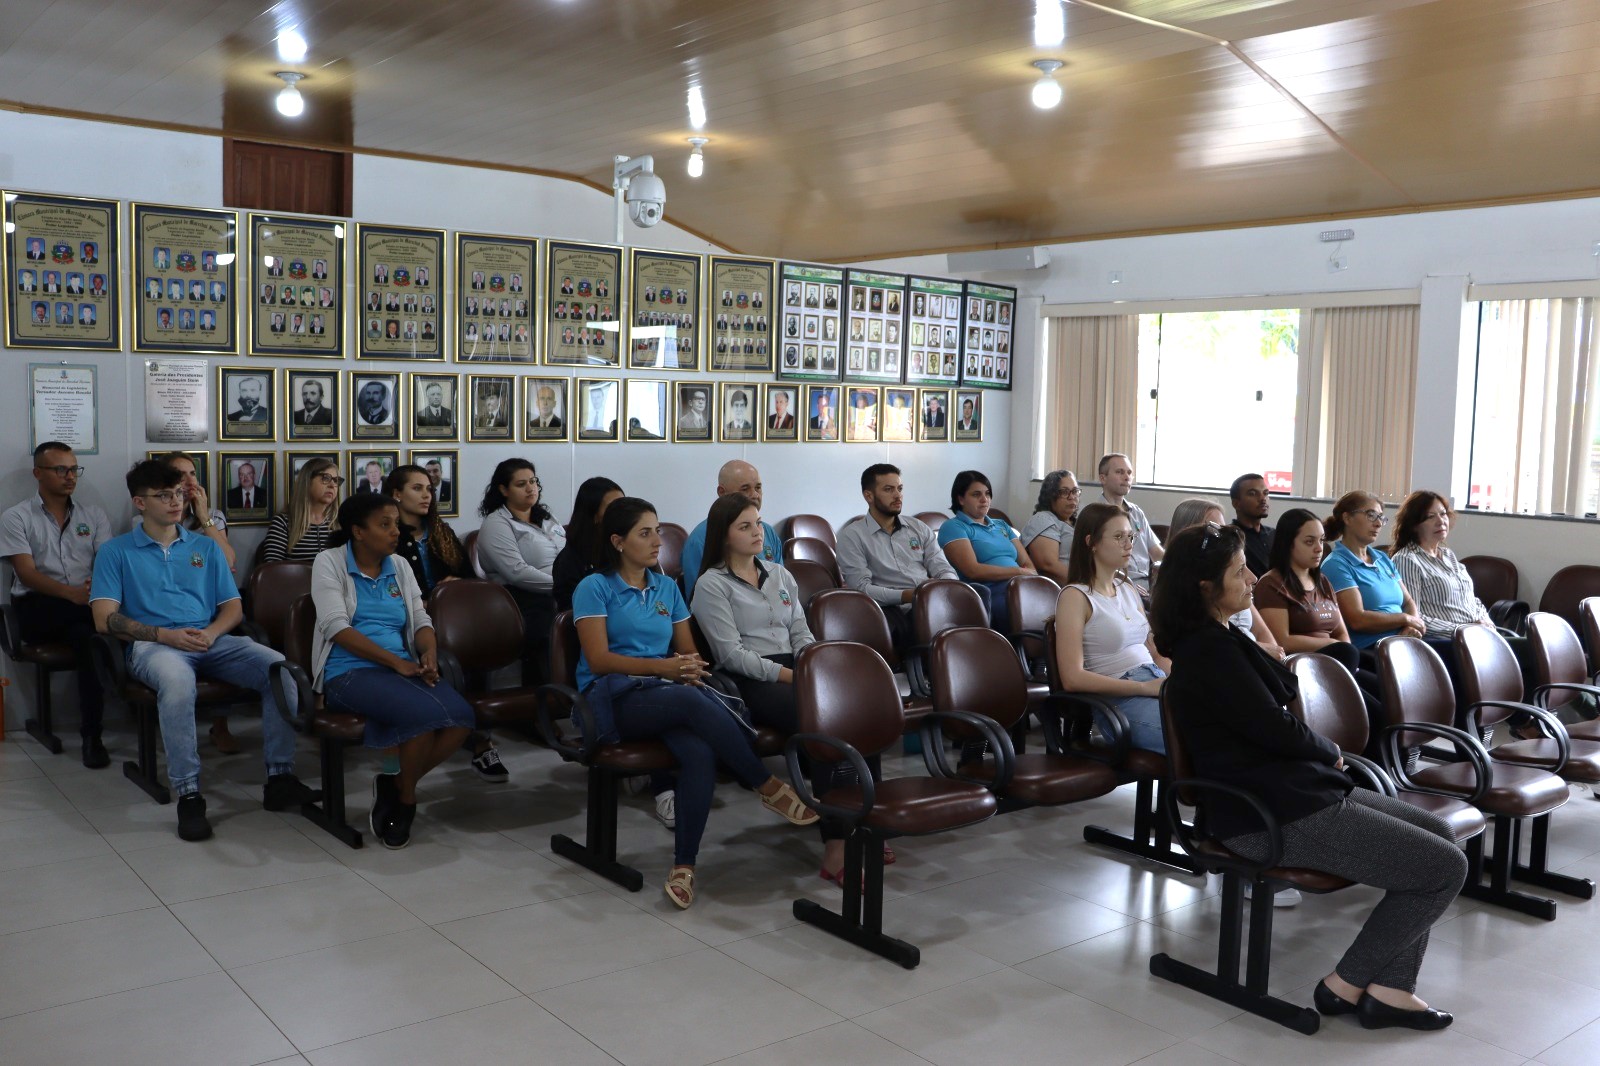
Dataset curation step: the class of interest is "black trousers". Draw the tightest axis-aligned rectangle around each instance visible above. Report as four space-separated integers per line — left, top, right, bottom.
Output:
15 594 103 738
507 587 556 688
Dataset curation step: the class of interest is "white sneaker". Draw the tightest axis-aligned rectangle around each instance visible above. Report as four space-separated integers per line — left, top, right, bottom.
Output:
1243 883 1301 907
654 790 676 829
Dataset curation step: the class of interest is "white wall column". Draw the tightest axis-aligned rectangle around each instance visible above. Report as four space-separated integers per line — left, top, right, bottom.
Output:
1410 274 1472 502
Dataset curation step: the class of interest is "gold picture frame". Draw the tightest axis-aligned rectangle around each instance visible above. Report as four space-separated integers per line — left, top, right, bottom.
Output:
247 212 345 359
845 386 881 443
349 370 402 443
624 378 670 441
575 377 621 442
759 383 801 442
348 450 399 498
217 451 276 526
672 381 714 443
707 255 775 373
803 384 842 443
953 389 984 442
455 231 538 363
283 368 341 443
465 373 516 442
523 376 572 442
917 387 951 442
717 382 760 444
216 365 277 443
545 241 622 368
407 448 461 518
4 190 122 351
627 248 701 371
356 222 446 360
131 202 238 355
410 372 461 442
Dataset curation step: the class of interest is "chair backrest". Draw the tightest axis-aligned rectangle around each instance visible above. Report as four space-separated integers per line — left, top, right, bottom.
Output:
246 561 314 650
914 511 948 532
1043 618 1064 691
810 587 900 667
1286 652 1370 755
787 558 839 623
988 507 1012 528
1157 683 1199 806
1526 610 1590 709
931 626 1028 730
463 529 486 579
1376 635 1457 744
1461 554 1519 605
551 610 580 688
1538 564 1600 640
657 522 687 579
913 578 987 644
784 513 836 551
1454 623 1526 725
1006 573 1060 637
1581 598 1600 673
793 640 905 761
784 536 840 584
1151 523 1170 545
429 578 525 674
283 594 316 672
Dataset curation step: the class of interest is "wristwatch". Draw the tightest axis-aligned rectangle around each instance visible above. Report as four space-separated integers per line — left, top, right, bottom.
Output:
200 518 215 529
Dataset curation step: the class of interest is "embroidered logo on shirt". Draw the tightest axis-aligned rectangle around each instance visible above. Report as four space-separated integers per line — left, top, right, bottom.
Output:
763 547 775 560
655 601 669 616
778 588 792 606
909 538 921 549
74 523 91 538
189 552 205 568
386 580 401 598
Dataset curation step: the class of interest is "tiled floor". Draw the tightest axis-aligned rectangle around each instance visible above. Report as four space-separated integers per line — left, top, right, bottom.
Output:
3 723 1600 1065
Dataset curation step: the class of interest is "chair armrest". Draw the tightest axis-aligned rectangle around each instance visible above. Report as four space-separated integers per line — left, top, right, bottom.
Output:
236 620 270 647
0 601 20 659
784 732 874 823
918 710 1015 791
90 633 128 693
534 681 596 762
268 660 315 732
435 648 465 693
1470 699 1570 772
1533 681 1600 713
900 643 932 699
1039 690 1131 766
1340 751 1397 797
1162 778 1284 873
1381 722 1491 805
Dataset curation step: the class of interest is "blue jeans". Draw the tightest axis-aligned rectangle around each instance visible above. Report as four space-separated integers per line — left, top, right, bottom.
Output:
966 580 1013 635
1104 662 1167 754
323 667 476 749
126 635 293 796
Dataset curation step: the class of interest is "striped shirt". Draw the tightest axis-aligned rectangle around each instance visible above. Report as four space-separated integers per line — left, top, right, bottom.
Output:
1390 544 1490 637
259 514 332 563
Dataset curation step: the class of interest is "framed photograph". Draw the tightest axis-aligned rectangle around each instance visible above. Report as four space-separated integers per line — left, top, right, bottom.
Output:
523 376 570 442
246 212 344 358
707 255 774 373
777 262 844 383
844 270 907 386
761 383 800 442
466 374 515 442
718 382 760 443
804 384 842 443
845 386 881 443
408 448 460 518
881 387 916 443
349 451 399 498
146 450 210 497
961 282 1016 391
576 377 621 442
4 191 121 351
545 240 622 368
285 450 339 486
953 389 984 442
410 372 460 442
905 277 964 387
624 378 670 441
628 248 700 371
216 366 276 443
356 222 445 360
283 368 339 443
218 452 275 526
673 381 714 443
455 231 537 363
131 203 237 355
918 388 951 442
349 371 401 442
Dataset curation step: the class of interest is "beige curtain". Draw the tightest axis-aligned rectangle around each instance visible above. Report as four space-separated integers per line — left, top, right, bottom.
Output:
1044 315 1139 476
1298 305 1420 500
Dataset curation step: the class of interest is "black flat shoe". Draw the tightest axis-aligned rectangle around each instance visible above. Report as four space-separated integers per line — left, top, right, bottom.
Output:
1356 993 1453 1031
81 737 110 770
1314 981 1358 1016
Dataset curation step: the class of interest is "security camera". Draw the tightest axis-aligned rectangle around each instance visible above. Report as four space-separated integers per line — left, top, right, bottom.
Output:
626 172 666 227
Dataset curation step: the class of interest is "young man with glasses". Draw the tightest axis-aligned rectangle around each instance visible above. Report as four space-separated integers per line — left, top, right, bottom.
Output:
90 460 319 841
1229 472 1275 577
1096 452 1163 590
0 443 113 766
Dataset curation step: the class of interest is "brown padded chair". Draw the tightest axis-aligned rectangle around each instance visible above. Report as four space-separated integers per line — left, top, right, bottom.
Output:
933 626 1118 811
245 561 314 650
463 529 486 579
809 588 932 724
1455 623 1600 783
987 507 1012 527
268 595 365 848
787 640 1004 969
685 618 786 758
786 558 839 626
537 611 675 892
1526 609 1600 743
1377 635 1584 920
784 513 836 551
783 536 840 586
1149 683 1355 1036
1538 564 1600 646
1287 653 1486 844
657 522 688 580
913 510 947 533
430 579 542 731
1151 523 1170 545
1461 554 1519 606
0 564 77 753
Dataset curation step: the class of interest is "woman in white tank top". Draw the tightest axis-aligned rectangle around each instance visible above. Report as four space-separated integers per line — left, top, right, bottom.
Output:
1053 503 1170 753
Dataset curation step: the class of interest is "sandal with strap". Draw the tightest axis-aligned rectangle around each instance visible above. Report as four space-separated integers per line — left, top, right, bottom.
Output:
761 781 821 826
665 866 695 909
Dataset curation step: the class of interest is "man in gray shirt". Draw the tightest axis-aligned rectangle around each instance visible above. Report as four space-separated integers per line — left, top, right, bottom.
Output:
835 463 957 648
1097 452 1163 590
0 442 113 766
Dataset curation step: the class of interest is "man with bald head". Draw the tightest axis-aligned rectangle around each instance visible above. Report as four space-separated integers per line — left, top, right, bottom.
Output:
679 459 783 598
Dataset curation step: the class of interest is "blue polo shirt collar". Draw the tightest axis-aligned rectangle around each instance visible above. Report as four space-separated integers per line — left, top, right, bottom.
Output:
952 510 991 531
344 542 396 579
131 521 194 550
604 567 666 602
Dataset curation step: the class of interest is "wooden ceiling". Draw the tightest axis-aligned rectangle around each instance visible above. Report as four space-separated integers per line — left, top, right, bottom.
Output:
2 0 1597 262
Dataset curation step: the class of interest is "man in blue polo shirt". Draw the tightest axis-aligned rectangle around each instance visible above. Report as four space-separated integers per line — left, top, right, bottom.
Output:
91 460 319 841
679 460 782 598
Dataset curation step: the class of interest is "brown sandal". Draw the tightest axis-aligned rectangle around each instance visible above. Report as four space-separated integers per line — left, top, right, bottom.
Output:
665 866 695 909
761 781 820 826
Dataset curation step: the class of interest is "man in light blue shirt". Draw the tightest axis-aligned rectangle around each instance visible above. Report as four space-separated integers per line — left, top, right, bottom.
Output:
680 460 782 598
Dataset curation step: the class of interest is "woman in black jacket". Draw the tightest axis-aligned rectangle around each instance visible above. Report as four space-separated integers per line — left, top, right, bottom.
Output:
1149 523 1466 1032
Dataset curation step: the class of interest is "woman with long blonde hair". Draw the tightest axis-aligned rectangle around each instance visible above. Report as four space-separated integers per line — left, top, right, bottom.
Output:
259 456 342 563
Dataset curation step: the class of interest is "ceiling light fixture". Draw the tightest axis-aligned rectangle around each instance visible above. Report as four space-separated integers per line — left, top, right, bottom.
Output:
277 28 308 63
1030 59 1064 110
686 137 708 178
1034 0 1065 48
274 72 306 117
686 84 707 131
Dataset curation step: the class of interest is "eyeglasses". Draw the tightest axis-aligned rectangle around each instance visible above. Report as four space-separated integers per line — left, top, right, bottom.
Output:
143 491 182 505
1055 487 1082 498
317 474 345 486
38 464 84 478
1357 509 1388 525
1106 532 1137 545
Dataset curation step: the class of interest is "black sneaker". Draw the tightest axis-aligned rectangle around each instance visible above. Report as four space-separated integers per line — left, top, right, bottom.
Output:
176 793 213 842
381 802 416 850
470 745 510 783
81 737 110 770
370 773 398 838
263 773 322 811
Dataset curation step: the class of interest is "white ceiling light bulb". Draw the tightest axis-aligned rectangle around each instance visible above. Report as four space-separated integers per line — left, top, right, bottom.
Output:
686 84 707 131
277 28 308 64
275 72 306 117
1031 59 1064 110
1034 0 1065 48
686 137 708 178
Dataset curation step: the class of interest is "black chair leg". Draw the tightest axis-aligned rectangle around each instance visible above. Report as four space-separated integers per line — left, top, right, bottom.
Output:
551 765 645 892
1459 815 1558 920
1149 873 1320 1035
1511 813 1596 900
121 703 170 804
295 739 362 849
1083 777 1204 876
794 828 920 969
24 662 64 754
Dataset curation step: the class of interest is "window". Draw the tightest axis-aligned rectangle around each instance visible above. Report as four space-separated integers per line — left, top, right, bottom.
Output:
1134 309 1299 492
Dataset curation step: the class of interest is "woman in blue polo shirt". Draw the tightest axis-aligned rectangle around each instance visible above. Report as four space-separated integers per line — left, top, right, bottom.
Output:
310 494 475 850
1320 492 1426 650
936 469 1036 634
572 496 818 910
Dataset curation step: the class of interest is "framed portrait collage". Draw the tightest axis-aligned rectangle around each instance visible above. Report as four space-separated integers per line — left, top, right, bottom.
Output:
132 203 237 355
456 232 537 363
357 223 445 360
3 191 121 351
246 212 345 358
776 261 844 383
961 282 1016 390
844 269 908 386
904 276 965 387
